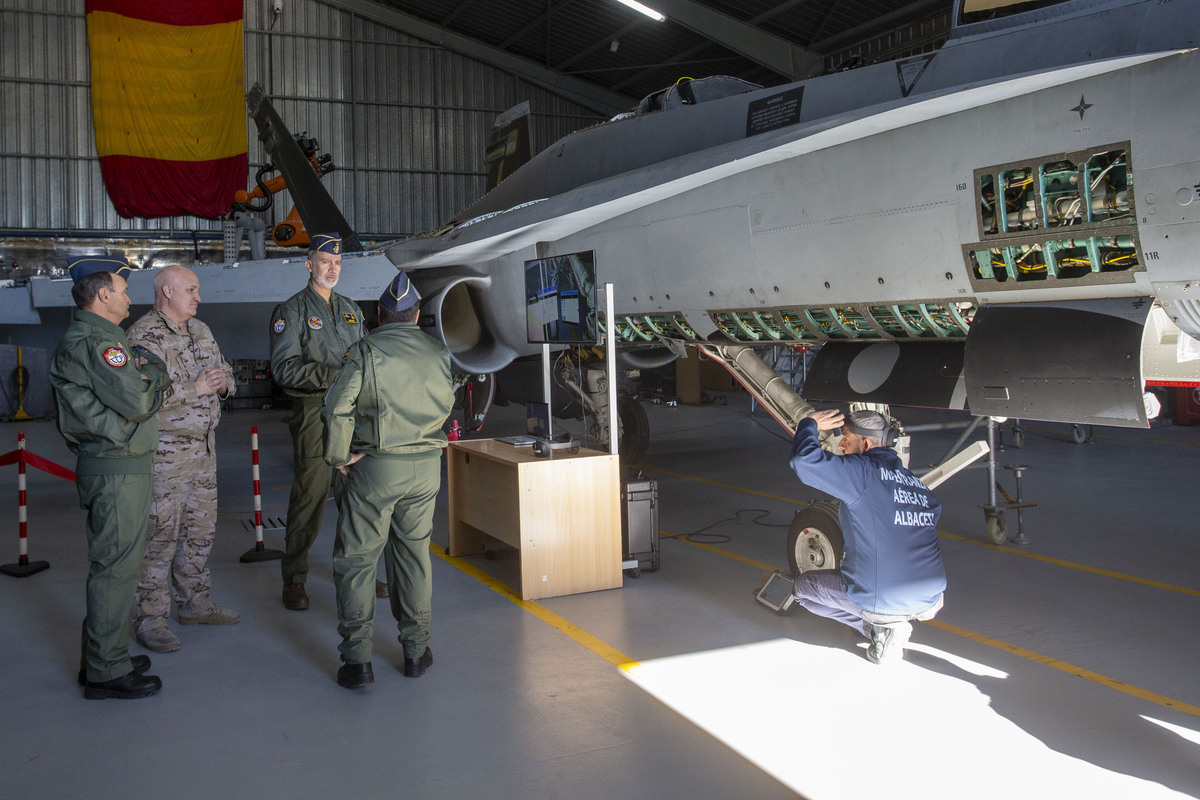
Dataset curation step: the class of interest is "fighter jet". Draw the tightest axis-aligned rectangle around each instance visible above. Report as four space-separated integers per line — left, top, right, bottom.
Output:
371 0 1200 455
4 0 1198 462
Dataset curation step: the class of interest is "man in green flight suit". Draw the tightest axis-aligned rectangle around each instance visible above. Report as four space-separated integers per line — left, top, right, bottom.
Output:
269 233 369 611
323 270 454 689
50 257 171 699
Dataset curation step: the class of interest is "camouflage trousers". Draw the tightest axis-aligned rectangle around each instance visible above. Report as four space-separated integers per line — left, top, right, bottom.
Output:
134 443 218 632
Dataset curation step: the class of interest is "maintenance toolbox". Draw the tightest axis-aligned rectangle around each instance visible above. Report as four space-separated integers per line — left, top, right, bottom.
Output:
621 474 660 577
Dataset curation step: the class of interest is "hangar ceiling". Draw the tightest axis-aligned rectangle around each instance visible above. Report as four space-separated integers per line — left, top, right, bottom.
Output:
335 0 954 115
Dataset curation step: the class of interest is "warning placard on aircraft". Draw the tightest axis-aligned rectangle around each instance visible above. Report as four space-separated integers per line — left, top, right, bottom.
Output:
896 54 936 97
746 87 804 137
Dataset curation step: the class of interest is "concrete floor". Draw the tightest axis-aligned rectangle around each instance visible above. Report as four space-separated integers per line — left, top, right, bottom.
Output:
2 394 1199 799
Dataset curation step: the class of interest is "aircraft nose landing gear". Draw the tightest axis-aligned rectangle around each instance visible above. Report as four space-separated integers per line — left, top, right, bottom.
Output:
787 501 844 577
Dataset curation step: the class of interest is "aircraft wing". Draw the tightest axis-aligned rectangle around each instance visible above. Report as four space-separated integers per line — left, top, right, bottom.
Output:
385 50 1184 270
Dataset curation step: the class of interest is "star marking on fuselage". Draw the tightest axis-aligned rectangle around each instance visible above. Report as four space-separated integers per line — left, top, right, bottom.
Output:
1071 95 1093 120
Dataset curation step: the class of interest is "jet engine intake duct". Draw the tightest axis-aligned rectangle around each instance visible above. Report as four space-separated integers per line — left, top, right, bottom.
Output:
964 300 1151 428
412 270 519 375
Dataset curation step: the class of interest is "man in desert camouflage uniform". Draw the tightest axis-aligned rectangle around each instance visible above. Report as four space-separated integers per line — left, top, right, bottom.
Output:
127 265 239 653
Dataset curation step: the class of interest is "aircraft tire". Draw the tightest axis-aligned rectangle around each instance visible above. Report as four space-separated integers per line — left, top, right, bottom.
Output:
618 395 649 463
787 501 843 578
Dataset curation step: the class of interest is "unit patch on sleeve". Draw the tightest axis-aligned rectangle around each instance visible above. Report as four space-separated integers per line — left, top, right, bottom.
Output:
102 346 128 367
342 312 359 324
272 318 286 334
307 316 323 330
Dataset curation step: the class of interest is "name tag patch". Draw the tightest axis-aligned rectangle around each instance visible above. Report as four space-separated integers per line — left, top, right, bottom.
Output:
342 312 358 324
102 347 128 367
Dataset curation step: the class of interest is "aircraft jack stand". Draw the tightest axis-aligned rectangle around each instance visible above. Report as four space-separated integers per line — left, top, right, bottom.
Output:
1003 464 1035 546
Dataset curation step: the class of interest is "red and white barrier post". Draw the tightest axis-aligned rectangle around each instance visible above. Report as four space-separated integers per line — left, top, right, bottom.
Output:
1 433 50 577
240 425 282 563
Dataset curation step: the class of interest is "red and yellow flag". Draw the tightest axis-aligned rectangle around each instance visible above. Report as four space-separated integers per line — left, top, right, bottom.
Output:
86 1 246 219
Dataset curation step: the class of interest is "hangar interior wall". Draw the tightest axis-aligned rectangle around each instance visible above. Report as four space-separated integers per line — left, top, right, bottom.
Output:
0 0 605 260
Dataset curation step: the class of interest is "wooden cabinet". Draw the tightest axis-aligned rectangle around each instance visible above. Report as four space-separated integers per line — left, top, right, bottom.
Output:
447 439 622 601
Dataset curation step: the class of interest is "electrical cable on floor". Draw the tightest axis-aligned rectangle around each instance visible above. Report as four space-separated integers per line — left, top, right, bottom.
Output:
748 411 794 443
662 508 790 544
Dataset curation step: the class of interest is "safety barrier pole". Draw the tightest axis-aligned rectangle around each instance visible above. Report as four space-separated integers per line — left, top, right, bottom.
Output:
1 433 51 577
240 425 282 563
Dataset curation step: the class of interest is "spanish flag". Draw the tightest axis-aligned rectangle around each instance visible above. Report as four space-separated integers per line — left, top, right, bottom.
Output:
86 1 246 219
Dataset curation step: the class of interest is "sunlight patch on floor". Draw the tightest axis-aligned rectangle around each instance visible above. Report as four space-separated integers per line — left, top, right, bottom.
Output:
621 639 1190 800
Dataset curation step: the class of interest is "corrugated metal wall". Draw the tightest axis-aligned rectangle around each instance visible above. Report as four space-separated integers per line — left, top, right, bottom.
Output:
0 0 605 246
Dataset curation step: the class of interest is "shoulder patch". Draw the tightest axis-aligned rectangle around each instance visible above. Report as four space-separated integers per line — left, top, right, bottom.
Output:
272 318 286 334
342 312 359 325
307 315 323 331
102 346 128 367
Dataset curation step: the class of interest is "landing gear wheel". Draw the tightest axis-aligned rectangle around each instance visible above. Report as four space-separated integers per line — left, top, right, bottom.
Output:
617 395 649 463
454 374 495 434
787 501 844 578
985 511 1007 545
1011 427 1025 449
1072 424 1088 444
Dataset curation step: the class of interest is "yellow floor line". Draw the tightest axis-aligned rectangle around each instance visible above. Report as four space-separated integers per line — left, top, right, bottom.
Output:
926 619 1200 718
430 544 637 669
664 529 1200 719
647 465 1200 599
938 532 1200 599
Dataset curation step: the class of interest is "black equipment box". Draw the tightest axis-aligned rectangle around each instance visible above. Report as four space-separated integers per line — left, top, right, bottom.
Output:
621 477 660 576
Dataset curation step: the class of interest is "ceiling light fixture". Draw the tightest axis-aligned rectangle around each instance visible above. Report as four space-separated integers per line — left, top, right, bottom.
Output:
615 0 666 22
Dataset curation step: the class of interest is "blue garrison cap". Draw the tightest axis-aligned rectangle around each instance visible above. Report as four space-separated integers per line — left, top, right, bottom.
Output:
380 271 420 313
309 233 342 255
69 256 132 283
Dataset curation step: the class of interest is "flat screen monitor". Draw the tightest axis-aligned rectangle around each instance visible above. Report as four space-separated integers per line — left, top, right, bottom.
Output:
525 251 598 344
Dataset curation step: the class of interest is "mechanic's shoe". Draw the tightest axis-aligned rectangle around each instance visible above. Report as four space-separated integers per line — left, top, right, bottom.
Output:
78 655 151 686
136 626 181 653
84 670 162 700
403 647 433 678
866 621 912 664
375 580 389 598
282 582 310 611
337 662 374 689
178 605 241 625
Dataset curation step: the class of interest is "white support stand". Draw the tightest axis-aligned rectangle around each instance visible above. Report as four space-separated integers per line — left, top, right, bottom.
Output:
605 282 618 457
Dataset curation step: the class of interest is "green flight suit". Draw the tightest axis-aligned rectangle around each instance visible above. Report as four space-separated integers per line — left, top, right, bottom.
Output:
49 310 170 682
322 321 454 663
269 285 363 585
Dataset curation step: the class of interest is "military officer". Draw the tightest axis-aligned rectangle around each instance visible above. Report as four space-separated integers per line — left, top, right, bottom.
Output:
127 265 240 653
323 271 454 689
269 233 375 610
50 256 171 699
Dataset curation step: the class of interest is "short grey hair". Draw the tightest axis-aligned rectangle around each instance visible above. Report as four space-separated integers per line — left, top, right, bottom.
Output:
845 410 887 443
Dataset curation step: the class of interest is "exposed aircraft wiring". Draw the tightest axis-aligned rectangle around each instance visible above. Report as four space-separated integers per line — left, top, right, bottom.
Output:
1056 155 1126 225
552 349 598 449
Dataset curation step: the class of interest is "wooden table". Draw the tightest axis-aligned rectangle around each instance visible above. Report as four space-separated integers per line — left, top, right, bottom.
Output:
447 439 621 601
